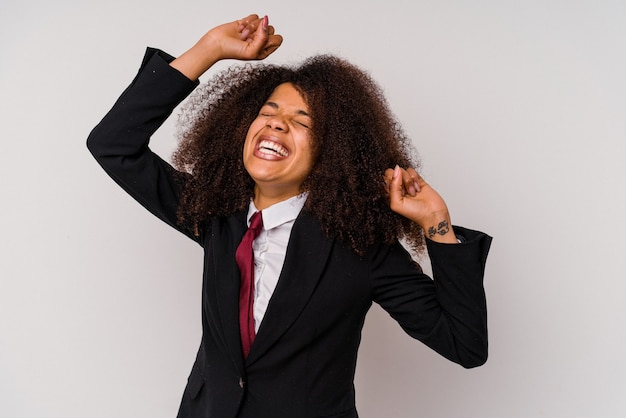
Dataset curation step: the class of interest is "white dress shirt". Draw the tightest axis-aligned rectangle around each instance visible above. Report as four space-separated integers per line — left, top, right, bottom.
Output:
245 194 307 333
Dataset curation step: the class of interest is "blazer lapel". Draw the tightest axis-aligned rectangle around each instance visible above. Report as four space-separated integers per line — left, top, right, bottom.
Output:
246 211 334 365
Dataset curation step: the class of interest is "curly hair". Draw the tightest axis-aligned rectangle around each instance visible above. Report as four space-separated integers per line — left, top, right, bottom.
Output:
173 55 424 256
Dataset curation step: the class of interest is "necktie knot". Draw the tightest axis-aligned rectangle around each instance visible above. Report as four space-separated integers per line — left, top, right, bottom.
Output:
248 211 263 235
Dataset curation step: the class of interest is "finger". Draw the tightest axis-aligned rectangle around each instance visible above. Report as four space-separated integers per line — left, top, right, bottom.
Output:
248 15 270 52
258 34 283 59
239 15 266 42
240 27 251 40
237 14 258 32
399 167 417 196
388 165 416 197
388 165 406 212
406 167 421 193
383 168 394 184
237 14 260 27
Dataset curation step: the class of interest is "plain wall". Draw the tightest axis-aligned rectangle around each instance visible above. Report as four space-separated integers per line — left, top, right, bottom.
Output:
1 0 625 417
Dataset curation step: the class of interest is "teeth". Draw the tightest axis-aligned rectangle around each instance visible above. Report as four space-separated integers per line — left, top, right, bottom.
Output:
259 140 288 157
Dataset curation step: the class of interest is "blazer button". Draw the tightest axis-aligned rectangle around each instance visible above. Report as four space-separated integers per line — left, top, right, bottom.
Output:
239 377 245 389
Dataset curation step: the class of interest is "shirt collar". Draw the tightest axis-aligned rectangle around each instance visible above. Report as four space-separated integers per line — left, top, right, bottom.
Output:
246 193 308 230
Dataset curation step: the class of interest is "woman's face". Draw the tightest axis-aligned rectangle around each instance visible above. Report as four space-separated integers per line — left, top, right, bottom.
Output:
243 82 315 205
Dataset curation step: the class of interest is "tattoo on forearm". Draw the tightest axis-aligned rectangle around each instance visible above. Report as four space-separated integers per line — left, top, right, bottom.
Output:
427 221 450 238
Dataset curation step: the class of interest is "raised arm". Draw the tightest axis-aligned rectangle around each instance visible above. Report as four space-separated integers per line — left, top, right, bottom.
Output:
380 168 491 367
86 15 282 240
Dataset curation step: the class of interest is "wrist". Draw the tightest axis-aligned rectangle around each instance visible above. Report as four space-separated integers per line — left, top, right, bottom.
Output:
421 212 457 244
170 38 222 81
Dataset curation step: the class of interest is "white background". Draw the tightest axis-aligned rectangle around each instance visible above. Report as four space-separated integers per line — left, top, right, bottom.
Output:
1 1 625 417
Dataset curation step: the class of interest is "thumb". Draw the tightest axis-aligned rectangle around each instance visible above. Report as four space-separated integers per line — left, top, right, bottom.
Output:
388 165 405 211
249 16 269 51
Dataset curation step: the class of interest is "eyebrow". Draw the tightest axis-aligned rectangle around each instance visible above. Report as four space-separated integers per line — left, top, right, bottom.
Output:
264 101 311 118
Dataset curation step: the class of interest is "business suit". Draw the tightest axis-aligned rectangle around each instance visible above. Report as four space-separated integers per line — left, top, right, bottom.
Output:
87 48 491 418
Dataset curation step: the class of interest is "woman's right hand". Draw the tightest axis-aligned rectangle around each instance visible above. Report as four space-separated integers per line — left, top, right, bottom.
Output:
170 14 283 81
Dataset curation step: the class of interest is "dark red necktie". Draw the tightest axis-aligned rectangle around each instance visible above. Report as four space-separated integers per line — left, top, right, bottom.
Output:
236 211 263 359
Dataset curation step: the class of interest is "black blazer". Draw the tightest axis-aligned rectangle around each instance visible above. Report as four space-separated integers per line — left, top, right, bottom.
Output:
87 48 492 418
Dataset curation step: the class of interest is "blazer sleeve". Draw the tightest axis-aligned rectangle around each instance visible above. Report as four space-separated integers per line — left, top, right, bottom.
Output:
371 226 492 368
86 48 200 241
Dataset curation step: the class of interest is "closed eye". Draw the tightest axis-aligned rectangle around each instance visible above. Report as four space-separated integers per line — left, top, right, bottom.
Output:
259 107 275 116
259 102 311 128
259 104 275 117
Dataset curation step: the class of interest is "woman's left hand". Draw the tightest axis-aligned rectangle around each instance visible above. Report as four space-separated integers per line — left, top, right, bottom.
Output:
384 165 458 243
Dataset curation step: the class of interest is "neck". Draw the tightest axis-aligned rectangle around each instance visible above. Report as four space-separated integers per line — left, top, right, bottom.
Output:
253 184 302 210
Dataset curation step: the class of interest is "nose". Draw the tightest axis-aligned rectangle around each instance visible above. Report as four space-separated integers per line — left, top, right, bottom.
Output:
267 115 288 132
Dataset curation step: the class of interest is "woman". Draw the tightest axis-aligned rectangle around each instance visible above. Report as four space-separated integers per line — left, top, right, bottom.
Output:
87 14 491 418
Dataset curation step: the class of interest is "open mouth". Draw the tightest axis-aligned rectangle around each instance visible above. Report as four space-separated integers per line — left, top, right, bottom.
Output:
258 139 289 158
